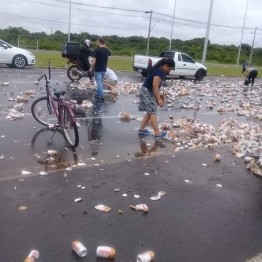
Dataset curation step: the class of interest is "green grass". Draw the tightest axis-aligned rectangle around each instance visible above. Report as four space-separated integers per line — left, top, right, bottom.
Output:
206 65 262 77
33 51 133 71
33 51 260 77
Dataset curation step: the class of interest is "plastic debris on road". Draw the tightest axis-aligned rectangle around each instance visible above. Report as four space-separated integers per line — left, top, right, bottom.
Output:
118 111 132 119
129 204 149 212
18 206 27 211
21 170 31 175
76 100 93 109
150 191 166 201
144 173 150 176
39 171 47 176
118 210 123 214
95 204 111 212
6 109 24 120
114 189 120 192
74 198 82 203
1 82 10 86
134 195 140 198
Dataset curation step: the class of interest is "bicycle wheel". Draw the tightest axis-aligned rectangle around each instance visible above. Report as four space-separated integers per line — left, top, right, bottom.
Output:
60 106 79 148
31 97 58 126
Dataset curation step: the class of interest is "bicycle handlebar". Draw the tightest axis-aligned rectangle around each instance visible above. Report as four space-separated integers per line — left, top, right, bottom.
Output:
38 74 47 82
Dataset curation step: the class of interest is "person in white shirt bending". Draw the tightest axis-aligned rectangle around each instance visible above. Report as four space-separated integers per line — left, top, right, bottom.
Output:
103 68 118 91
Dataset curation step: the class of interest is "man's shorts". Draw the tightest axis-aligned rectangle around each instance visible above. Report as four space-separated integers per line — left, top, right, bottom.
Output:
103 79 117 86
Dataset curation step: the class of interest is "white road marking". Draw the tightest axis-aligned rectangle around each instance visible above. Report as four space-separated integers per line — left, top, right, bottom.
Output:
246 253 262 262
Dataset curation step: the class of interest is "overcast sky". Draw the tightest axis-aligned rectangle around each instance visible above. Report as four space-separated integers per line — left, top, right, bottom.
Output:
1 0 262 47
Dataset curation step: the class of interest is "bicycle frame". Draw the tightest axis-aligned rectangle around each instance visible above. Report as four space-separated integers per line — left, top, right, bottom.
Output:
38 74 76 124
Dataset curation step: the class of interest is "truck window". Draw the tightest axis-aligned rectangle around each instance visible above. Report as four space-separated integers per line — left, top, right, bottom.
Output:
159 52 174 59
178 54 182 61
181 54 194 63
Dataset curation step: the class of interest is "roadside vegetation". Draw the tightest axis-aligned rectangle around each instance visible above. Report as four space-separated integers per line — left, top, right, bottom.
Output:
1 27 261 76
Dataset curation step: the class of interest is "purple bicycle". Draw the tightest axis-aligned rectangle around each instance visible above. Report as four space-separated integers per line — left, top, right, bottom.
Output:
31 70 79 148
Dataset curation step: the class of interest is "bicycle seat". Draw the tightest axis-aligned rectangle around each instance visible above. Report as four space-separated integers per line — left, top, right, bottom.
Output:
54 91 67 97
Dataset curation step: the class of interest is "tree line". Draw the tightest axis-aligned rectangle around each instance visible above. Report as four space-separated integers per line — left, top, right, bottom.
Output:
1 26 262 66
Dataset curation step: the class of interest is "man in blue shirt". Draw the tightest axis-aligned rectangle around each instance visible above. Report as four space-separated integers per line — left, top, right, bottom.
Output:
89 38 112 99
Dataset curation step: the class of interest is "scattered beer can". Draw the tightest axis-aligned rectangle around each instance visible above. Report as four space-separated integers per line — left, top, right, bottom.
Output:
137 250 155 262
48 150 57 156
72 241 87 257
96 246 116 258
24 250 39 262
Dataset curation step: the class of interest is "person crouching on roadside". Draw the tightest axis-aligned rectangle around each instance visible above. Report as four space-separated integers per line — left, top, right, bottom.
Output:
246 67 258 89
103 67 117 92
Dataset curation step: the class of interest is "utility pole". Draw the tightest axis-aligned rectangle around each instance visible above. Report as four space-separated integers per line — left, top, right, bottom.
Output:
169 0 177 50
249 27 257 66
145 10 153 56
68 0 72 42
202 0 214 65
51 27 52 35
237 0 249 65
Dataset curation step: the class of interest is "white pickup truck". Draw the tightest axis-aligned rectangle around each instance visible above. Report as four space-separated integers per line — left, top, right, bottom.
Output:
133 50 207 81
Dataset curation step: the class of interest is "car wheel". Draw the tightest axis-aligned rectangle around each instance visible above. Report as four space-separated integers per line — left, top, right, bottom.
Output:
6 64 13 68
195 70 205 81
12 55 27 69
179 76 186 79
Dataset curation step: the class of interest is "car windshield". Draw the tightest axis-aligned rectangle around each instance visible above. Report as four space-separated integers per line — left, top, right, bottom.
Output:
0 39 12 48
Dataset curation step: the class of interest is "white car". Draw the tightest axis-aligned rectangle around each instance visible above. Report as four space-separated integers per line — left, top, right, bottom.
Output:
0 39 36 69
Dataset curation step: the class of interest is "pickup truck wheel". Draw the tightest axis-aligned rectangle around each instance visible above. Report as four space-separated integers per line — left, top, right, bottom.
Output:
141 72 148 77
179 76 186 79
195 70 205 81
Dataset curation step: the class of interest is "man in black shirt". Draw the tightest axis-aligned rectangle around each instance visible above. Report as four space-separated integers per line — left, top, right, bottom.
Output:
90 38 112 98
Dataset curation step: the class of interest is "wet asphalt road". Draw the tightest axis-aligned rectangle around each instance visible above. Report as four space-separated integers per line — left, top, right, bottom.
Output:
1 146 262 262
0 66 259 179
1 67 262 261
